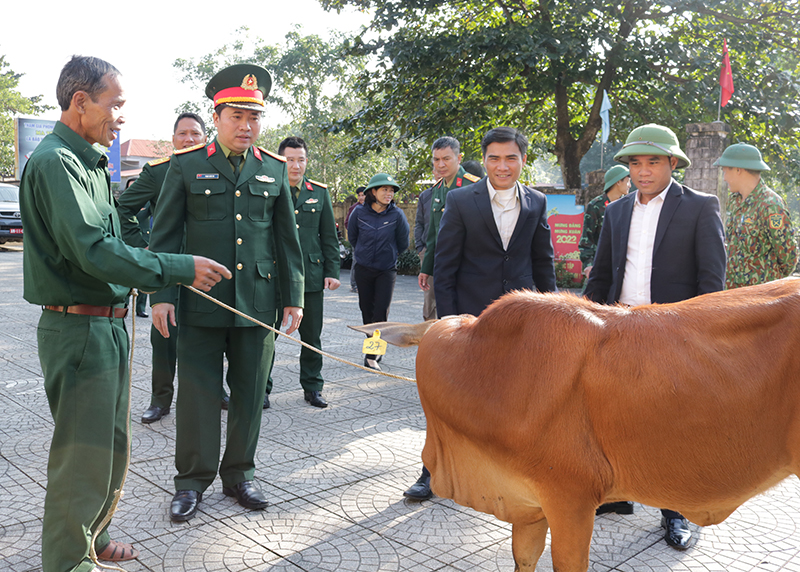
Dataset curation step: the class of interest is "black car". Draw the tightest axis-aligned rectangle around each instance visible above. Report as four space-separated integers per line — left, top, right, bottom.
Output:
0 183 23 244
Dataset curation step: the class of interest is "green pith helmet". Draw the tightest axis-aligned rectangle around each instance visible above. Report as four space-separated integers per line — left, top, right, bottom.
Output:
205 64 272 111
603 165 630 192
365 173 400 193
713 143 770 171
614 124 692 169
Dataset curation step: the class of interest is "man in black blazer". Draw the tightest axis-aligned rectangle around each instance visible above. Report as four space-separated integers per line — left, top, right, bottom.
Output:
434 127 556 317
584 123 726 550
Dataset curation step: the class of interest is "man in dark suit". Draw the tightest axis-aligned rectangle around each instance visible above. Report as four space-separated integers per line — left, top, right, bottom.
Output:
584 123 726 550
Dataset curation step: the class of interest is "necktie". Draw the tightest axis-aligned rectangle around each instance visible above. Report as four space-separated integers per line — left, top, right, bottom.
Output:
229 154 242 173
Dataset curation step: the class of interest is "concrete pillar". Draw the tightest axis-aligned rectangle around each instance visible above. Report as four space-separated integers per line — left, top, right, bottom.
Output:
684 121 731 222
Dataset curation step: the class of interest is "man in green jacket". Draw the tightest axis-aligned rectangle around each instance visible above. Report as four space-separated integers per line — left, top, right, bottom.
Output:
149 64 305 522
117 112 208 424
20 55 229 572
270 136 340 408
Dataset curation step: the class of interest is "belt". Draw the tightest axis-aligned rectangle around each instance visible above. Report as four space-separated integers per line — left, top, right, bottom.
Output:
44 304 129 319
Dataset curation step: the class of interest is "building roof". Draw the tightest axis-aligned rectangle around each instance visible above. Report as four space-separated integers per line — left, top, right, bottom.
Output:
120 139 172 158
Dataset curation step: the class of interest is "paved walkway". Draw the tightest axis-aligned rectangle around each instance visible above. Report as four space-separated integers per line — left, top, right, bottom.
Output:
1 242 798 572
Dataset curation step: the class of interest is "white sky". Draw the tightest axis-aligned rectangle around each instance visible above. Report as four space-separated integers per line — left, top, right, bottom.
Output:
2 0 371 141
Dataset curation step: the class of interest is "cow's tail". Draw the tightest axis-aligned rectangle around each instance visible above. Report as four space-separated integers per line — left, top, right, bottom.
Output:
348 320 438 347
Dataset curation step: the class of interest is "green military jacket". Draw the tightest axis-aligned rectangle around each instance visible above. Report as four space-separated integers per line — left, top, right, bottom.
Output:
117 157 170 248
19 121 195 306
578 192 611 271
292 176 340 292
725 180 798 289
149 139 305 327
420 165 481 275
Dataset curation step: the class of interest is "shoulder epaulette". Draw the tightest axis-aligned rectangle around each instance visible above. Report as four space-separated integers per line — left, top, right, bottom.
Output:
259 146 287 163
175 142 205 155
307 178 328 189
147 156 171 167
463 172 481 183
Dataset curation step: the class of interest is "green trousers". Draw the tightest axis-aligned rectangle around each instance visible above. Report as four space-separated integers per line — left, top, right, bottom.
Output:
174 324 274 492
149 321 177 409
38 310 128 572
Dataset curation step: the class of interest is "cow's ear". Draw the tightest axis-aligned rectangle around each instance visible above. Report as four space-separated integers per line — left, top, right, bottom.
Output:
348 321 437 347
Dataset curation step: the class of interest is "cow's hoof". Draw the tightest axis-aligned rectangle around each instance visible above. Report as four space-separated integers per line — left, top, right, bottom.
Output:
661 517 692 550
596 501 634 515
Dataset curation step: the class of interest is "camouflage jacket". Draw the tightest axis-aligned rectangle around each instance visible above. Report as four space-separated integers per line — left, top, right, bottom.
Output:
578 192 610 270
725 181 798 289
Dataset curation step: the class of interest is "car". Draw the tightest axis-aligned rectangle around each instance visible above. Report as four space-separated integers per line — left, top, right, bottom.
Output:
0 183 23 244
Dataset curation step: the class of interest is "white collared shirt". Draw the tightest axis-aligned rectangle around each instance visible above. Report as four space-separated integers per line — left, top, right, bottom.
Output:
487 180 521 250
619 182 672 306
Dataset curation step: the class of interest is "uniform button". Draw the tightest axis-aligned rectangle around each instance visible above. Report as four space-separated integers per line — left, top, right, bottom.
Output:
237 263 243 270
296 224 300 228
237 238 243 245
205 189 211 195
294 210 299 215
236 214 242 220
235 190 241 197
268 273 272 279
264 191 269 197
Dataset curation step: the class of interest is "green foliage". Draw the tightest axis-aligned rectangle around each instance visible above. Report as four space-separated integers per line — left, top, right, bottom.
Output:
555 257 583 289
396 248 421 275
0 56 53 178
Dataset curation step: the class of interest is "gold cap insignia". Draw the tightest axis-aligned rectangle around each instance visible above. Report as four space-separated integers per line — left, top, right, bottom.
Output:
241 74 258 90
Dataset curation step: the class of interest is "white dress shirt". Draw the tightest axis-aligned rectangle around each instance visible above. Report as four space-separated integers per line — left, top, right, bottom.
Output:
619 182 672 306
487 180 521 251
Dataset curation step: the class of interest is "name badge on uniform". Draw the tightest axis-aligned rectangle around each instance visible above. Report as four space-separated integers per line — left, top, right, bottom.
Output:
255 175 275 183
197 173 219 179
305 198 319 204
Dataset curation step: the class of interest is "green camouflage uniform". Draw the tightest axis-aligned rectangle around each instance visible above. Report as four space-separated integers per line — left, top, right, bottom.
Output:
725 180 798 289
578 192 611 271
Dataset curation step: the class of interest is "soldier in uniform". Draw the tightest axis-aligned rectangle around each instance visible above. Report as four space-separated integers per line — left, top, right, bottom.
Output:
714 143 798 289
149 64 305 522
578 164 630 279
267 136 340 408
19 55 228 572
116 112 209 424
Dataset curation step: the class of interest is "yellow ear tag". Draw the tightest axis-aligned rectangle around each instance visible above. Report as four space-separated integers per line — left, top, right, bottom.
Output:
362 329 388 356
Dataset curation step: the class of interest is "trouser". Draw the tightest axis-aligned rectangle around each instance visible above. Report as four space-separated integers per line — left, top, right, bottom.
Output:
135 290 147 314
354 263 397 359
38 310 128 572
422 275 436 321
266 290 325 394
349 255 357 290
149 320 178 408
174 324 273 492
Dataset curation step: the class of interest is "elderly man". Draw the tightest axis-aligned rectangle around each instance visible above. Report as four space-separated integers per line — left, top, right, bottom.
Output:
584 123 727 550
714 143 797 288
149 64 305 522
19 55 228 572
117 112 209 424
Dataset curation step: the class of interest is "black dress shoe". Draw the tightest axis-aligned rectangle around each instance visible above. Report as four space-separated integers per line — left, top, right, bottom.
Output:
136 311 149 318
170 490 202 522
661 516 692 550
263 393 270 409
221 394 229 410
304 390 328 408
141 405 170 424
403 470 432 500
222 481 268 510
596 501 634 515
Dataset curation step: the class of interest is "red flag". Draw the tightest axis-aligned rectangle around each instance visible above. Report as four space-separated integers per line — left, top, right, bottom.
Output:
719 39 734 107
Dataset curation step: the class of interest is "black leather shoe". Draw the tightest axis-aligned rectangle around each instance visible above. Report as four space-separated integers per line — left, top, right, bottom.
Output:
170 490 201 522
403 472 432 500
304 390 328 408
661 516 692 550
141 405 170 424
263 393 270 409
596 501 634 515
222 481 268 510
136 311 149 318
221 394 229 410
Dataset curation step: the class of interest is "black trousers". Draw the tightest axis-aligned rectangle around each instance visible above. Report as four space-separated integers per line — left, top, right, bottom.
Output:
354 263 397 359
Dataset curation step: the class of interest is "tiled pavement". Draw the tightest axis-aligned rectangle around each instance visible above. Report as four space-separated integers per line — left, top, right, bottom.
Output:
1 242 798 572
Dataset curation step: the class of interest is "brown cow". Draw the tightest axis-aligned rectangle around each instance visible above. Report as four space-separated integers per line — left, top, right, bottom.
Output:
351 278 800 572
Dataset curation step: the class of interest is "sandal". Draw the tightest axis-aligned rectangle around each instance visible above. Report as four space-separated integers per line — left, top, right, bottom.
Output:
97 539 140 562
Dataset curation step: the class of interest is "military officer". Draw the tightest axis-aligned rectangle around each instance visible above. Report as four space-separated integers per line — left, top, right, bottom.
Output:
117 112 209 424
19 55 229 572
266 136 340 408
149 64 305 522
714 143 798 289
578 164 630 279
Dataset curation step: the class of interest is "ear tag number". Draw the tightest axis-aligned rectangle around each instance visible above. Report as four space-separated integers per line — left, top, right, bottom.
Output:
362 330 388 356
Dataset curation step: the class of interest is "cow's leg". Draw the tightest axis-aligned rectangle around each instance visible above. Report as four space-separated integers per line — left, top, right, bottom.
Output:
543 506 595 572
511 518 548 571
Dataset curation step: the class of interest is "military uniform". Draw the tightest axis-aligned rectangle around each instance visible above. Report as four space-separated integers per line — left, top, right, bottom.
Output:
150 137 304 493
267 176 339 394
117 159 178 411
20 121 196 572
419 166 481 276
725 180 797 289
578 192 611 271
